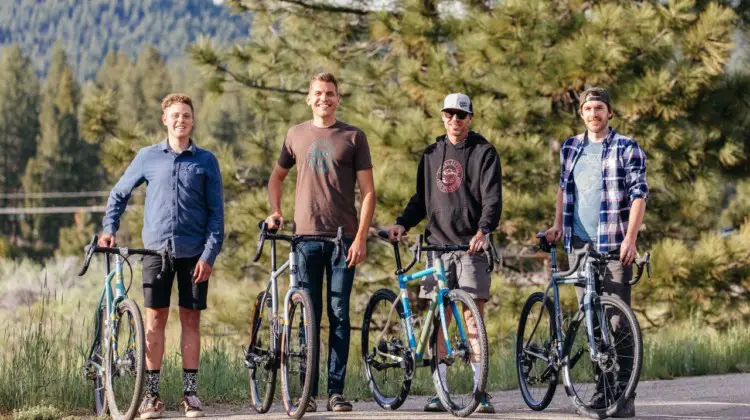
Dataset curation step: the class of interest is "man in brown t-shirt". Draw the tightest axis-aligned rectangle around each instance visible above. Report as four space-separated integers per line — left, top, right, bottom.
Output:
265 72 376 412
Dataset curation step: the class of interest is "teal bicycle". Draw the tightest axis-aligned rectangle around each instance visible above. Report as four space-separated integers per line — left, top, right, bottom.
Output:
361 231 498 417
80 235 169 420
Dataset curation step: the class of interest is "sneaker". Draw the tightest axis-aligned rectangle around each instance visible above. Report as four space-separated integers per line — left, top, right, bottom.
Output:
180 394 205 418
612 396 635 418
423 396 446 412
475 393 495 414
138 394 165 419
326 394 353 412
303 398 317 412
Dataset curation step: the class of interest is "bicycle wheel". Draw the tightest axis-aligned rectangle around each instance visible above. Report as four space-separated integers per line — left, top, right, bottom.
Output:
516 292 558 411
247 291 277 413
361 288 411 410
105 299 146 420
562 295 642 419
429 289 488 417
89 306 108 416
280 289 318 419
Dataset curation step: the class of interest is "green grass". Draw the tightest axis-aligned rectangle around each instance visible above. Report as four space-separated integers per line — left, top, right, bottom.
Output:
2 257 750 416
3 299 750 416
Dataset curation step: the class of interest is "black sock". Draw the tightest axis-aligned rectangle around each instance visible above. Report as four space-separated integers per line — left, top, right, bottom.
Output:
183 369 198 396
146 370 160 397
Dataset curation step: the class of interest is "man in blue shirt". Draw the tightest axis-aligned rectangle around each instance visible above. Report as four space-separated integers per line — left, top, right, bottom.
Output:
100 93 224 419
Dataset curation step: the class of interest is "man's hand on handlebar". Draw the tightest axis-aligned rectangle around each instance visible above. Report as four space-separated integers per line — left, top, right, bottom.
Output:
98 234 116 247
468 231 486 254
620 237 638 266
544 225 562 244
387 225 406 243
264 212 284 231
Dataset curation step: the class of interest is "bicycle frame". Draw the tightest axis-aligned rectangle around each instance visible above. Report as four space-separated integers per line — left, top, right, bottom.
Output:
536 246 613 367
259 240 306 354
377 253 468 363
86 254 131 374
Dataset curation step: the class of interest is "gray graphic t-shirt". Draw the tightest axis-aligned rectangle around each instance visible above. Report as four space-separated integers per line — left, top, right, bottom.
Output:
572 140 603 242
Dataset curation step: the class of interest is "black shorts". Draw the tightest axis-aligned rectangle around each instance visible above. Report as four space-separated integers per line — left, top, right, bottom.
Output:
142 255 209 310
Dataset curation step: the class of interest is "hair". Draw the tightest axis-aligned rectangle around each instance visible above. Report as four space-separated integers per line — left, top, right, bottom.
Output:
161 93 194 114
308 72 340 96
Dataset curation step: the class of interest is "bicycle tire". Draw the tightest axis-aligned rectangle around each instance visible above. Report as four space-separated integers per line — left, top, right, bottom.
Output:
92 306 108 416
562 295 642 419
105 299 145 420
280 289 318 419
516 292 558 411
361 288 411 410
247 291 277 413
430 289 488 417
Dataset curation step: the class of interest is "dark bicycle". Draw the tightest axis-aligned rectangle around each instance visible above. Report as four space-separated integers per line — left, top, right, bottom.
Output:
245 221 345 419
516 232 650 418
80 235 170 420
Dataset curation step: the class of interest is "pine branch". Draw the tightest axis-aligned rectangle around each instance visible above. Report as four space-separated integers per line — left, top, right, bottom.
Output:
239 0 371 15
278 0 370 15
218 65 309 95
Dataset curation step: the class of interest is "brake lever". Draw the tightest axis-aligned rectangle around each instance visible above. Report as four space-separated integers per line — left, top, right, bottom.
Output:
253 222 268 263
78 235 98 276
483 247 494 273
156 252 168 280
399 235 422 275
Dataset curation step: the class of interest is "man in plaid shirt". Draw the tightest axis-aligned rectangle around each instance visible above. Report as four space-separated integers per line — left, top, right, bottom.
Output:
545 87 648 418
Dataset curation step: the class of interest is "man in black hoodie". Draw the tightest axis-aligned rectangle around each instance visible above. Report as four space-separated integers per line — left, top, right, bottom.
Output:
387 93 502 414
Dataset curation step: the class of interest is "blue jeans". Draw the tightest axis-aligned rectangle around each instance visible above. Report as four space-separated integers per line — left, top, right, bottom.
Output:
297 239 355 397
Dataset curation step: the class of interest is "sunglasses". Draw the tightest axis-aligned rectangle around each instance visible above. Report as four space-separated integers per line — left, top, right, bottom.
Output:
442 110 470 120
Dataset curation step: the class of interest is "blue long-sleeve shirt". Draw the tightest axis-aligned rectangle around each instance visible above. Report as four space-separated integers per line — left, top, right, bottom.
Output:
102 140 224 265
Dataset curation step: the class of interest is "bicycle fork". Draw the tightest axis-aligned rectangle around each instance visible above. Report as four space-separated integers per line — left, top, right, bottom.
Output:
581 263 614 363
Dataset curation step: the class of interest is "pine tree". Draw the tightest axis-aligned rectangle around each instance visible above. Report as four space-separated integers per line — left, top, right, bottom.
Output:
21 44 100 251
191 0 749 324
0 45 40 244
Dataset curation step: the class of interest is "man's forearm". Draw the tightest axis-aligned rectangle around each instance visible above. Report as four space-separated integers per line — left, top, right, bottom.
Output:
553 188 564 227
356 189 376 239
268 175 283 214
624 198 646 242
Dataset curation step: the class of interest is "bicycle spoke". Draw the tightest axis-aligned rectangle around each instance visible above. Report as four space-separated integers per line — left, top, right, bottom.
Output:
516 292 558 411
361 289 411 410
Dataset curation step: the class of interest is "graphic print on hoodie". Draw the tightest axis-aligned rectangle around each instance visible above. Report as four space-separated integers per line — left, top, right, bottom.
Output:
396 132 503 245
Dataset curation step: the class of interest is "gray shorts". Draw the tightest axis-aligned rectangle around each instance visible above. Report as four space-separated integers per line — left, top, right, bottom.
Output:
569 236 632 307
419 251 491 301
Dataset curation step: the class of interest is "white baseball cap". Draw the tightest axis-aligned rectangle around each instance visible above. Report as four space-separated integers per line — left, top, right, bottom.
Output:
441 93 473 114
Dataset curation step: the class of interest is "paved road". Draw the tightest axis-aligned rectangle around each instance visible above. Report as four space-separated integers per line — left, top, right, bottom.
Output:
160 373 750 419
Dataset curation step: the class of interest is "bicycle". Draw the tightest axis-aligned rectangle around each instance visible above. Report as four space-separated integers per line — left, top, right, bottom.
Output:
361 231 498 417
80 235 170 420
245 221 345 419
516 232 650 419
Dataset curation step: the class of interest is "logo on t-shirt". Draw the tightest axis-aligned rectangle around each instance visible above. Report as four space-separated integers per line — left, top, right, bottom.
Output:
306 139 334 174
436 159 464 193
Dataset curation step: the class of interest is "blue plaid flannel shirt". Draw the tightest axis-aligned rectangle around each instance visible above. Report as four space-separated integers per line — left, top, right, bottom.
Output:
559 128 649 253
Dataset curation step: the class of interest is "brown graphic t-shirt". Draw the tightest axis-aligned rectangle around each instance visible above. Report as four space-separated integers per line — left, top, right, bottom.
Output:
278 120 372 236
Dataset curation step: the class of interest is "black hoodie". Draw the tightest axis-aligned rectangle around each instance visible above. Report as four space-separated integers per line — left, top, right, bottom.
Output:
396 131 503 245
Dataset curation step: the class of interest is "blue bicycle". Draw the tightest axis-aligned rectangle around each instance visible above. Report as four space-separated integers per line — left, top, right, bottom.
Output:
361 231 498 417
80 235 169 420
